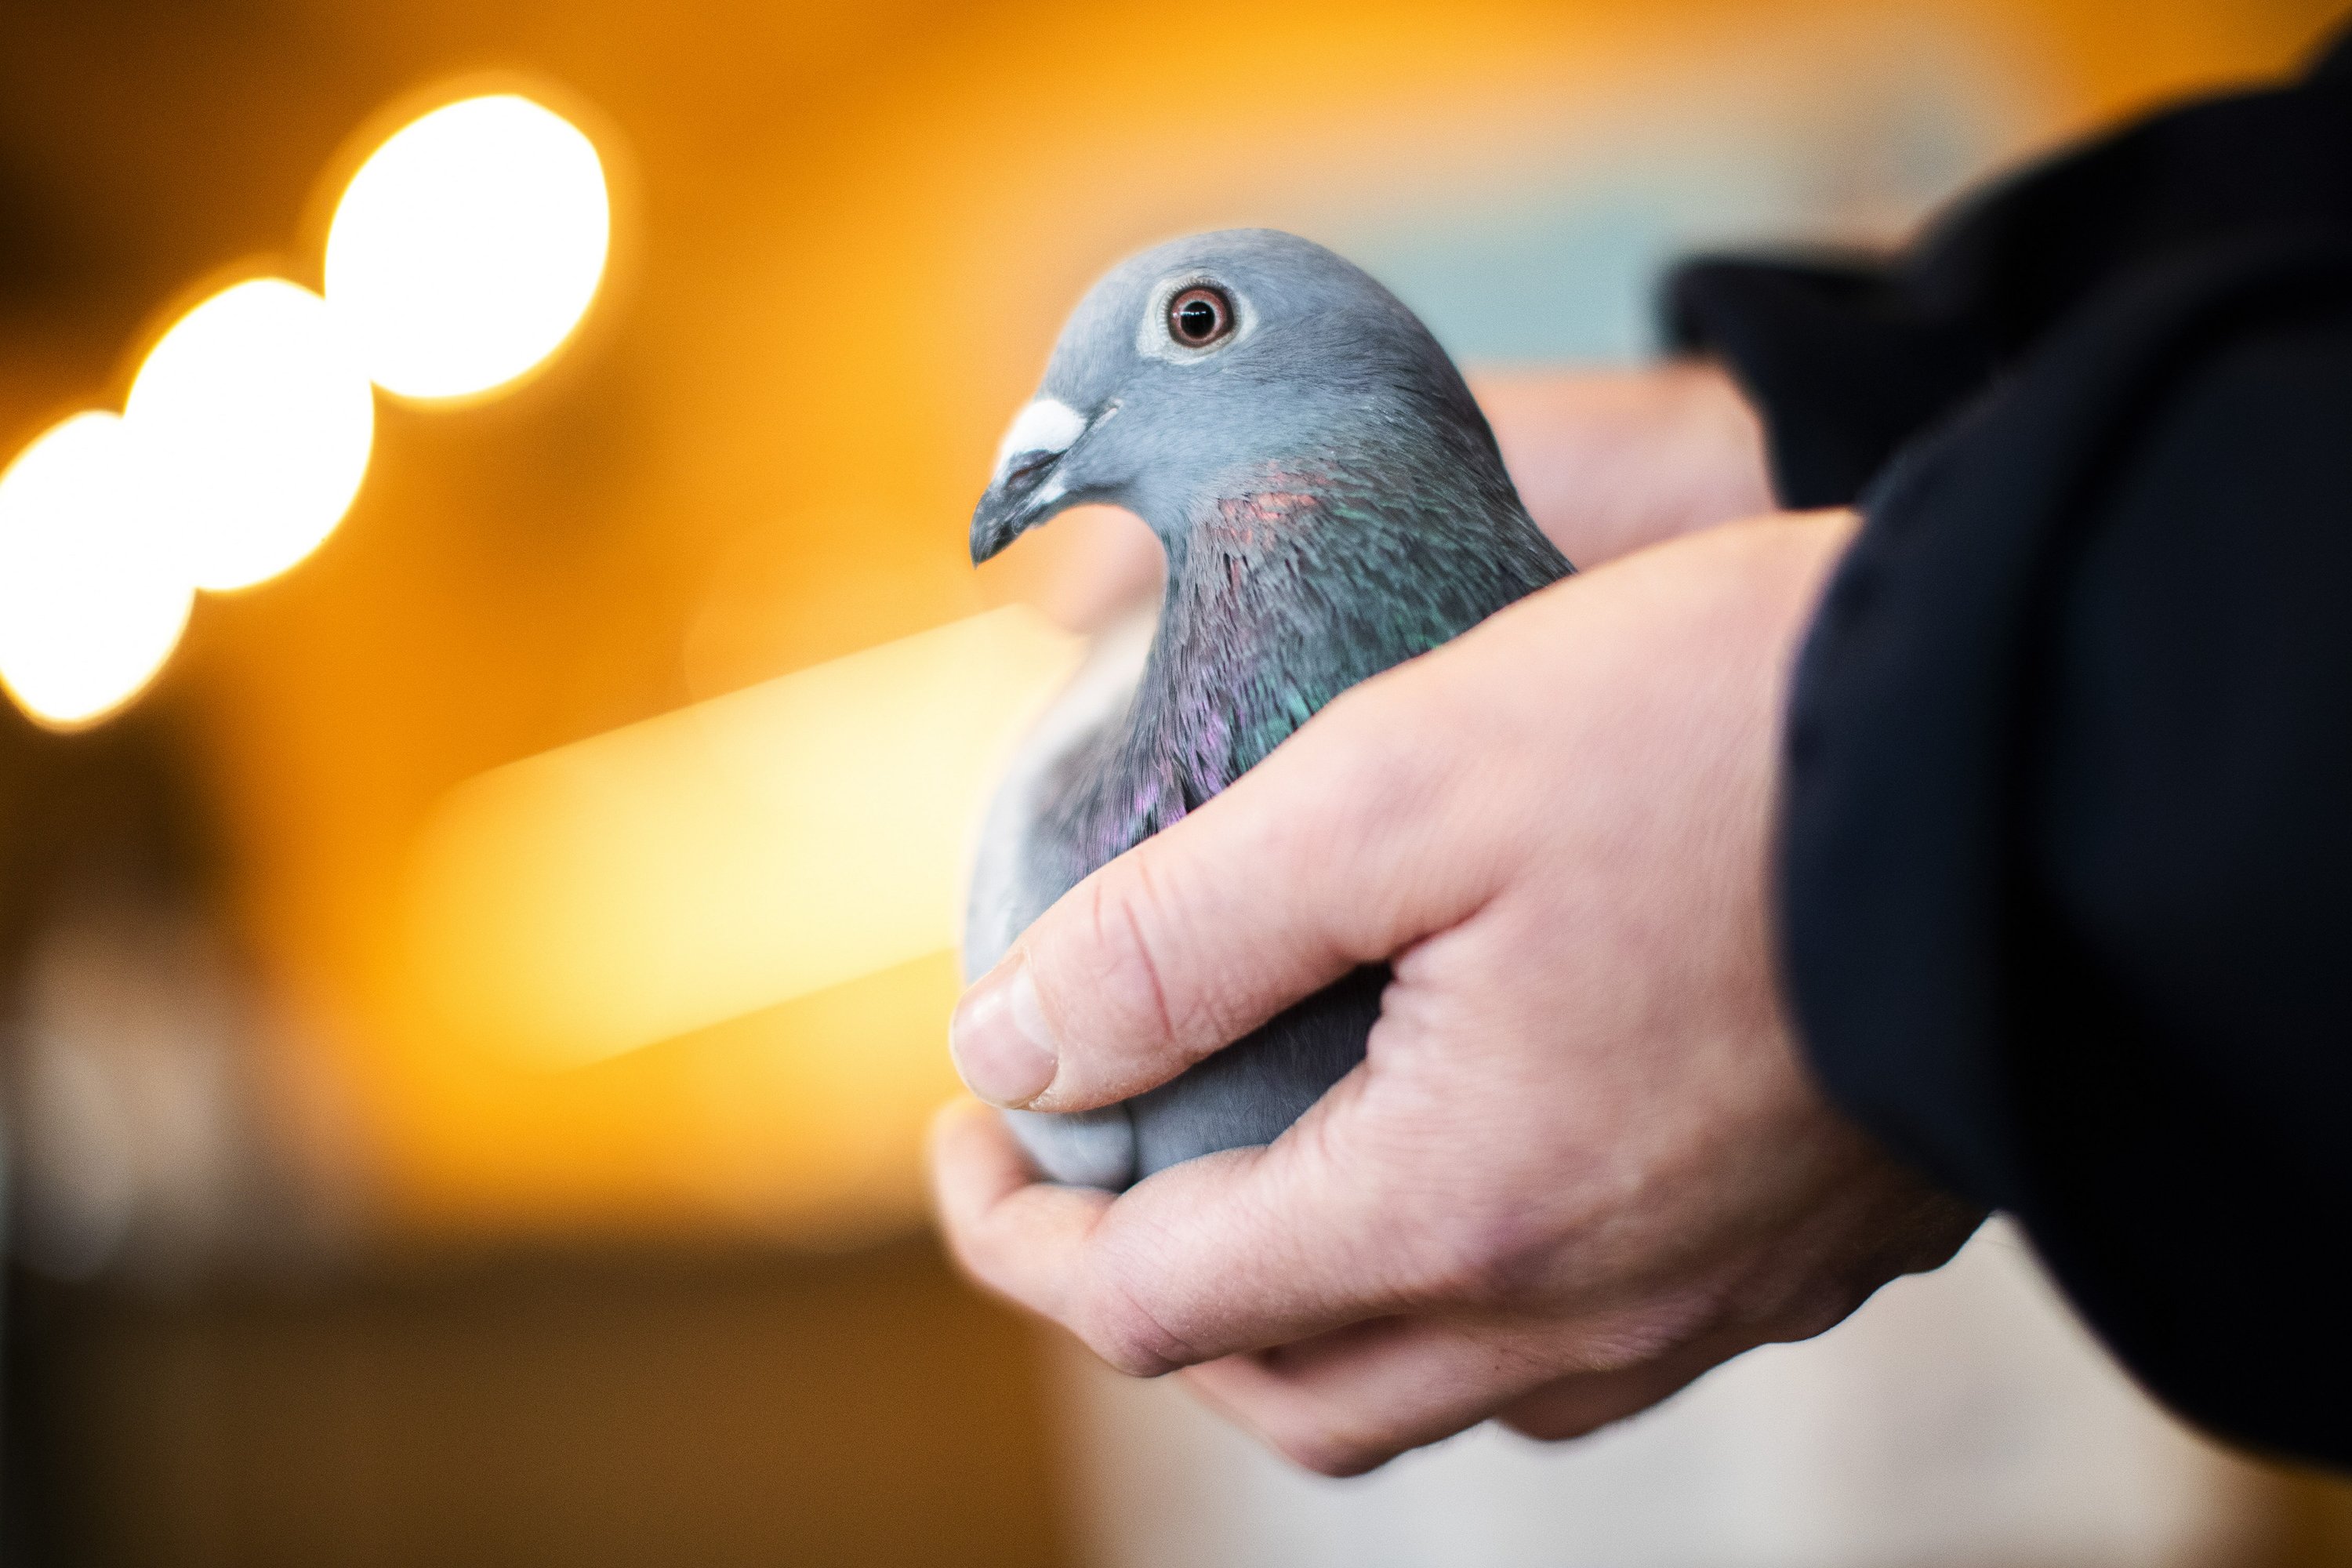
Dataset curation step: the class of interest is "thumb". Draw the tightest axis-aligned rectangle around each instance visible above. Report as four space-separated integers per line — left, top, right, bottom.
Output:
949 685 1466 1112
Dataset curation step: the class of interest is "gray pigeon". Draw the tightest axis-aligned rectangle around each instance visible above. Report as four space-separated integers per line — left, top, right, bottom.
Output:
964 228 1570 1189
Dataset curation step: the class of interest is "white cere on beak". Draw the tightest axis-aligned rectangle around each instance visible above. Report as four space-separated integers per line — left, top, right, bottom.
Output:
992 397 1087 483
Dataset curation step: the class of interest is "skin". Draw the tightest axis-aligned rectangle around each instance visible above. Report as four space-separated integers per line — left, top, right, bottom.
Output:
1475 359 1780 568
932 362 1981 1477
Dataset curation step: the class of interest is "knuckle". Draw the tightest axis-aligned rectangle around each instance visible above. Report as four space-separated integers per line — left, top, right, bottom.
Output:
1762 1280 1866 1347
1398 1200 1559 1308
1075 1276 1196 1378
1501 1402 1610 1444
1272 1416 1396 1479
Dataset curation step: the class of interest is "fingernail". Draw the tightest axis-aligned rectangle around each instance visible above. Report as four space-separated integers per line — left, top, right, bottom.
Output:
950 956 1059 1108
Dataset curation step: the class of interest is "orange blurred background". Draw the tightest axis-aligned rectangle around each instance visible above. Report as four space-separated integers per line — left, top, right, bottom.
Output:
6 0 2337 1243
5 1 2352 1562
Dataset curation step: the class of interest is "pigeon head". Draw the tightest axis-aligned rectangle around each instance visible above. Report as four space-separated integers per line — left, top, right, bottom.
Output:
971 228 1504 566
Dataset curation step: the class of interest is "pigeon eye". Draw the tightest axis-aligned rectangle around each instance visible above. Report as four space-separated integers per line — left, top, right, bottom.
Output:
1167 286 1233 348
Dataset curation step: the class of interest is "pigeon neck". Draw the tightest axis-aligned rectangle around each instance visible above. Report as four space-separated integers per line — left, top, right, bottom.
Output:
1116 443 1553 818
1025 440 1563 899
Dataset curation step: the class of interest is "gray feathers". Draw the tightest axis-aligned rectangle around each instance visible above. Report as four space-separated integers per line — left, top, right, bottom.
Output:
965 229 1569 1189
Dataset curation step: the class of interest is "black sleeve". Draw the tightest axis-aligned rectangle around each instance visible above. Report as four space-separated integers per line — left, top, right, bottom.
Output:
1661 24 2352 1466
1781 234 2352 1468
1666 27 2352 508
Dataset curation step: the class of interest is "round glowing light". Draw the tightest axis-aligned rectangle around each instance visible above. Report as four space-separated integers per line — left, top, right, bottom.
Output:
125 278 376 592
325 94 611 400
0 413 194 728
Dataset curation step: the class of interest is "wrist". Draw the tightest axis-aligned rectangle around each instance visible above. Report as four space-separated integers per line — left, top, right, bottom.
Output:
1472 360 1774 567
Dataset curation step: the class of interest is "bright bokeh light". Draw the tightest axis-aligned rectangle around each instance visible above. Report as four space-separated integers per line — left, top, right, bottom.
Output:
0 413 194 728
408 608 1084 1067
125 278 376 591
326 94 611 401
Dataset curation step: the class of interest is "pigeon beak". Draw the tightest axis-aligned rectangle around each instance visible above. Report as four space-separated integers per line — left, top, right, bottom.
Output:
971 397 1089 564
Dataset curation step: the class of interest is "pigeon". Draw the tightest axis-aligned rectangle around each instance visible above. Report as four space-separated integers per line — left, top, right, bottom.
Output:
964 228 1570 1189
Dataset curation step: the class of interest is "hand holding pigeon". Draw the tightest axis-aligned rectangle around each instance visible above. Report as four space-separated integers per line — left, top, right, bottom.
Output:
935 513 1982 1474
962 230 1568 1188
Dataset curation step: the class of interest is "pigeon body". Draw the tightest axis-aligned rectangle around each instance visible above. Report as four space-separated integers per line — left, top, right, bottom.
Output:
966 229 1570 1189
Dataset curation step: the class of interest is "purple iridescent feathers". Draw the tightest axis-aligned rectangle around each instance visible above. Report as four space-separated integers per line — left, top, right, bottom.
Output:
965 230 1569 1188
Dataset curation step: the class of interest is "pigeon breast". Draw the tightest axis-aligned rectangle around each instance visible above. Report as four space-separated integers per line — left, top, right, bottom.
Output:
962 230 1570 1189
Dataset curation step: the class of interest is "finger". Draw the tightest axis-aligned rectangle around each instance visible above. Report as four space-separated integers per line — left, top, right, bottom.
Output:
1181 1312 1751 1475
931 1069 1504 1374
949 633 1515 1114
1181 1316 1558 1475
1493 1341 1729 1443
927 1098 1112 1323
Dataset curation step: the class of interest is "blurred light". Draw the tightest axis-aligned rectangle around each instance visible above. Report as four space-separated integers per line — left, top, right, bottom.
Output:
326 94 611 401
125 278 376 591
408 607 1083 1067
0 413 193 728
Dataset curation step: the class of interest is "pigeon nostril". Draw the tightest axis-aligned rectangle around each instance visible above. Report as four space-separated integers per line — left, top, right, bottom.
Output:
1168 286 1232 347
1004 450 1058 486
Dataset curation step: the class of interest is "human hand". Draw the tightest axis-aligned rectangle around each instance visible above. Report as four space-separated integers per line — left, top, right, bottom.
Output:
1473 358 1773 566
931 509 1980 1475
